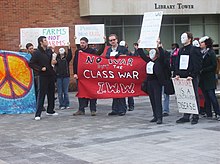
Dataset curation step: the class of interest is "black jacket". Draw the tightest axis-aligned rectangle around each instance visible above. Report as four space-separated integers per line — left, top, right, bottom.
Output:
73 45 105 74
55 48 72 78
147 58 166 85
199 48 217 90
105 45 128 58
174 44 202 78
29 47 55 76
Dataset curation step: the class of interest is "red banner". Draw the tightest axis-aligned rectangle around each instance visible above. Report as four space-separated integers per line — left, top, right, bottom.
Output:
77 52 147 98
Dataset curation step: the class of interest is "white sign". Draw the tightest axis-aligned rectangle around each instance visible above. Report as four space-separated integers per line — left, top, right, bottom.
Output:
20 27 69 49
172 78 199 114
146 61 154 74
179 55 189 70
75 24 105 44
139 11 163 48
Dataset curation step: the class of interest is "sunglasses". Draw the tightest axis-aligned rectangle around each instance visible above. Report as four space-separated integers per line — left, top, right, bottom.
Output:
109 39 116 42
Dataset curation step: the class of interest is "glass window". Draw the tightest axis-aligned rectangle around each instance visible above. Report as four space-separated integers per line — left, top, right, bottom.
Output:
205 24 219 44
190 15 203 24
175 17 189 24
191 25 204 39
90 17 104 24
105 17 123 25
160 25 173 50
124 27 141 49
205 15 219 24
124 16 141 25
161 16 173 24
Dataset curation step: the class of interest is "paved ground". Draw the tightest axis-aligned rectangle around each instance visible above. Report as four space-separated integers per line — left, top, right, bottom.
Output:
0 93 220 164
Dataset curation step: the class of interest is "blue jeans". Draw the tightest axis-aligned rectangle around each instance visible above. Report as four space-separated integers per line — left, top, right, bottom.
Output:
162 87 170 113
57 77 70 108
202 89 220 117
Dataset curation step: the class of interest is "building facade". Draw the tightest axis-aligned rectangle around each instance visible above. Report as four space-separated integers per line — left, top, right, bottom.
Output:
80 0 220 52
1 0 220 88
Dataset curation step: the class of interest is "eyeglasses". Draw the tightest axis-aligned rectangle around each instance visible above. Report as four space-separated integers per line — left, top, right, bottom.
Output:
109 39 116 42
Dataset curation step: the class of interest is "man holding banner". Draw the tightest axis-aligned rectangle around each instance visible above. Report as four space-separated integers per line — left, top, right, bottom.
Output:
105 34 129 116
73 37 105 116
174 32 202 125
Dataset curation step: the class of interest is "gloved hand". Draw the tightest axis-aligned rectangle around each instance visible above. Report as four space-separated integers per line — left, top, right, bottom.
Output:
115 53 120 59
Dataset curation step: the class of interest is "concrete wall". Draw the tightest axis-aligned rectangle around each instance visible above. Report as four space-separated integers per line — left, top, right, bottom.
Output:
79 0 220 16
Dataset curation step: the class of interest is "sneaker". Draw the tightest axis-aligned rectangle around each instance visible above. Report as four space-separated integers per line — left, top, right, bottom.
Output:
108 111 118 116
191 119 198 125
73 110 85 116
91 111 96 116
163 113 169 117
60 107 65 110
176 117 190 123
66 106 70 109
46 112 58 116
35 116 41 120
216 115 220 121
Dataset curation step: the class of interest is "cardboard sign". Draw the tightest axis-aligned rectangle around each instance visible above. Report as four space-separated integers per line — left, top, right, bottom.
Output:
172 78 199 114
20 27 69 48
75 24 105 44
139 11 163 48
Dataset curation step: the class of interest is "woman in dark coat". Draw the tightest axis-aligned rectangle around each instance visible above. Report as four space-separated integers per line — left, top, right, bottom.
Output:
199 36 220 120
56 44 72 109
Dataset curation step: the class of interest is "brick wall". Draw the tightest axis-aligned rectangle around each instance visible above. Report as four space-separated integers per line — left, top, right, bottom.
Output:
0 0 89 90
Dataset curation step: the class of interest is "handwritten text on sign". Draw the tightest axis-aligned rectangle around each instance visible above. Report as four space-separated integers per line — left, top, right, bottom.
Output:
20 27 69 48
77 52 147 99
75 24 105 44
139 11 163 48
172 78 198 114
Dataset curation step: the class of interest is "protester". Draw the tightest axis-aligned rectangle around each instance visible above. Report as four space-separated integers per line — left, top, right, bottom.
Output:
55 43 72 110
105 34 128 116
162 43 179 116
170 43 180 73
21 43 38 99
73 37 105 116
139 48 165 124
29 36 58 120
119 40 135 111
132 42 139 56
175 32 202 125
199 36 220 120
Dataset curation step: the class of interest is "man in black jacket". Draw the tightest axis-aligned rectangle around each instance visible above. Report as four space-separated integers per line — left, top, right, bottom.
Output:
105 34 129 116
73 37 105 116
29 36 58 120
175 32 202 125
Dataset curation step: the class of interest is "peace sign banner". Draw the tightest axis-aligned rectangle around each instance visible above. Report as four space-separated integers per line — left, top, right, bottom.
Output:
0 50 36 114
77 52 147 99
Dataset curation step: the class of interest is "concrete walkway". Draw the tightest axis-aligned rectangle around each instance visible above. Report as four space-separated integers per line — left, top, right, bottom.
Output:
0 93 220 164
